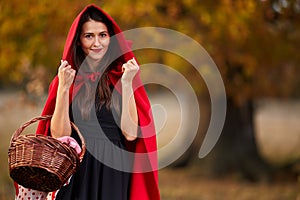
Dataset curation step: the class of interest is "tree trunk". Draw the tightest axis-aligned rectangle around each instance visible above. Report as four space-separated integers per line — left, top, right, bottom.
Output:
202 98 272 182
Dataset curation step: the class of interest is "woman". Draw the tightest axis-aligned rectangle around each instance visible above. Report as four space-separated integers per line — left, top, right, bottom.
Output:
15 4 160 200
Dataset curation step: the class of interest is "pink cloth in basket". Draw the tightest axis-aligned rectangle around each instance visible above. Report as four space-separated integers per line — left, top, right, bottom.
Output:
57 136 82 154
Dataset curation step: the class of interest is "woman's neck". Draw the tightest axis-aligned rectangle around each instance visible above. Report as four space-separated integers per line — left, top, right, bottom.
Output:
86 57 100 72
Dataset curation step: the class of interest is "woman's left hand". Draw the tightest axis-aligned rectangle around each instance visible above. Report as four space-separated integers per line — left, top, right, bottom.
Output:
121 58 139 83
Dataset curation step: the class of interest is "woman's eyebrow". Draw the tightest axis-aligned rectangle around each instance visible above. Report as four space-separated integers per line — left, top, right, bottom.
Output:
82 32 94 36
82 30 108 35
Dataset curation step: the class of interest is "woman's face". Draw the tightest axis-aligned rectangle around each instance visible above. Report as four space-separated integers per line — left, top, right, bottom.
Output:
80 20 110 65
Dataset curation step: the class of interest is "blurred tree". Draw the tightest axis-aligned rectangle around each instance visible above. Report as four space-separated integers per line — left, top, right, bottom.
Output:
104 0 300 180
0 0 95 92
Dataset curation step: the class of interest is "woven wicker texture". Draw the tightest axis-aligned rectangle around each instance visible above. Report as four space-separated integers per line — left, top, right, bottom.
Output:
8 115 86 192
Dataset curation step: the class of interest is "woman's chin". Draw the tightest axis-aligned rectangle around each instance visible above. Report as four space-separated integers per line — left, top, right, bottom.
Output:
86 55 103 64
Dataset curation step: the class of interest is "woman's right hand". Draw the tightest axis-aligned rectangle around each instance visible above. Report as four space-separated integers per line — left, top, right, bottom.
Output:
58 60 76 90
51 60 75 138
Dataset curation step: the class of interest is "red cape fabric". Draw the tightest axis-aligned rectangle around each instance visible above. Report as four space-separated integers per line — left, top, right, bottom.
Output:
25 4 159 200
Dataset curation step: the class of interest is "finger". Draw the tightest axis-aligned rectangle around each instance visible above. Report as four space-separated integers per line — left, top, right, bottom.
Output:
128 58 139 70
70 69 76 77
128 58 135 64
122 63 126 72
62 60 69 67
59 60 69 70
132 58 139 66
125 64 132 70
127 58 134 66
61 67 71 74
65 65 72 70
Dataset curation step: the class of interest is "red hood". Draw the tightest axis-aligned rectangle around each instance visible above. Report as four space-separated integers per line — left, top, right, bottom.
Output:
35 4 160 200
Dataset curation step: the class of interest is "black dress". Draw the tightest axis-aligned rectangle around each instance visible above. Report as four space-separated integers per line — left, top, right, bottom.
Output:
55 102 131 200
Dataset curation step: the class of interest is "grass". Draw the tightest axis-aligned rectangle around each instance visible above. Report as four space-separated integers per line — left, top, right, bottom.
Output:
1 91 299 199
0 91 43 199
159 165 300 200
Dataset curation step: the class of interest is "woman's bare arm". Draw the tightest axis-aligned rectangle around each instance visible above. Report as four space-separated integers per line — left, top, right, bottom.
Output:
120 58 139 141
50 60 76 138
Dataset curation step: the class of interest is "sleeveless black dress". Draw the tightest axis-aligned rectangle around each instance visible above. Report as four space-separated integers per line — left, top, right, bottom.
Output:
55 102 131 200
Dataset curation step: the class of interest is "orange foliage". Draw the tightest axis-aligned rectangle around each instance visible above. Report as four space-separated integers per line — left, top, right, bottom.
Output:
0 0 299 100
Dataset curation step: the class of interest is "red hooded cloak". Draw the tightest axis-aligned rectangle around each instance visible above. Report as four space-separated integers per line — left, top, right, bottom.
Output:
16 4 160 200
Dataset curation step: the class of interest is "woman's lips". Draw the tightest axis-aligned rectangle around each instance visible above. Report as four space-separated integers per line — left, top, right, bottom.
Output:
91 49 102 53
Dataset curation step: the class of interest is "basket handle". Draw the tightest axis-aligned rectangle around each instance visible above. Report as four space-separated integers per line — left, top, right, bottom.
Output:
11 115 86 162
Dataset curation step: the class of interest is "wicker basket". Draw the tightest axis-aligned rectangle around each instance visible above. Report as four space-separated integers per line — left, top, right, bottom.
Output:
8 115 86 192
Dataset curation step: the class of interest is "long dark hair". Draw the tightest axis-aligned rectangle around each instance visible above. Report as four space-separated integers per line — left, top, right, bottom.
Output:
71 7 121 120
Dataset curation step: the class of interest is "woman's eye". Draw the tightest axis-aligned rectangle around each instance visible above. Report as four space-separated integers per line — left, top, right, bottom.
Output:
85 34 93 39
100 33 108 38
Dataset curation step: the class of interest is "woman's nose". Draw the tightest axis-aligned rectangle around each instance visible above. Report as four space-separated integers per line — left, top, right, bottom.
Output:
94 36 101 47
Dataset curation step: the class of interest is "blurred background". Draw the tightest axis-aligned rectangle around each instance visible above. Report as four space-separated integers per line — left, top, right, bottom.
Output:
1 0 300 199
